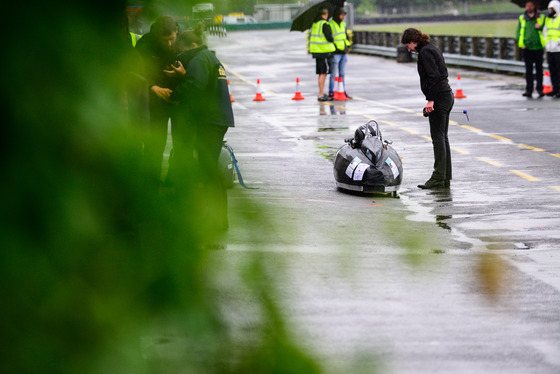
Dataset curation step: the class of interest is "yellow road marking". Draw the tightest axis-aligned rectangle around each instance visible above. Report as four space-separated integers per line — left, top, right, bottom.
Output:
549 186 560 191
460 124 483 132
552 154 560 159
450 120 458 125
518 144 545 152
401 127 418 135
221 62 276 94
379 120 397 126
476 157 504 167
510 170 540 182
451 146 470 154
487 134 512 141
421 135 432 141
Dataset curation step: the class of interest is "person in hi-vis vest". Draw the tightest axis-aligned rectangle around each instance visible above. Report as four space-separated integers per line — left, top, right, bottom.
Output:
516 0 545 98
309 7 335 101
328 7 351 99
544 0 560 97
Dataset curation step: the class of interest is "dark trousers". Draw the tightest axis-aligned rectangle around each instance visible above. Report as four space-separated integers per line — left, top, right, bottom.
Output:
145 96 172 191
197 125 229 232
547 52 560 95
523 49 544 94
429 91 454 181
173 120 229 233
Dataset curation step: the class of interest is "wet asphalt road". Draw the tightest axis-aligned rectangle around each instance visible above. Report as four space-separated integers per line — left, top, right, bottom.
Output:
196 30 560 373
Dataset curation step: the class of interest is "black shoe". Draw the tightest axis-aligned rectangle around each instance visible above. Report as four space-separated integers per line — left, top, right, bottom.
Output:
318 94 329 102
344 92 353 99
537 91 544 98
555 94 560 98
418 178 445 189
546 92 557 97
522 92 532 97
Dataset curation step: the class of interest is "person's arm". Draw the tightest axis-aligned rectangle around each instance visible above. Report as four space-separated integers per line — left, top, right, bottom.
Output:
170 55 210 102
151 85 173 101
420 49 440 113
535 13 543 29
323 23 334 43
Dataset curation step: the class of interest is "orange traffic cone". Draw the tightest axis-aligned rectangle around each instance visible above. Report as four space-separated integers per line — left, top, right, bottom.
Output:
228 80 235 103
253 79 266 101
543 70 553 95
454 74 467 99
292 77 304 100
333 76 348 101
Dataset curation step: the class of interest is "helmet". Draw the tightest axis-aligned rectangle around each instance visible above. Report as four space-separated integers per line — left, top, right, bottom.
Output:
351 124 376 148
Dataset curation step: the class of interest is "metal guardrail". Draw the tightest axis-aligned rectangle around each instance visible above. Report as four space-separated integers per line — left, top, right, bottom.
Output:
350 31 548 74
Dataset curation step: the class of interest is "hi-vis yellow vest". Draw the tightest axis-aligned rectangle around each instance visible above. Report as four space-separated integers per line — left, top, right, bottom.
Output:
309 20 335 53
130 32 142 47
518 14 545 48
545 16 560 44
330 20 350 51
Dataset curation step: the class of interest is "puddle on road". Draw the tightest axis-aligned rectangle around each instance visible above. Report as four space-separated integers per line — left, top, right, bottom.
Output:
319 103 347 116
488 84 523 91
399 192 536 251
399 192 484 251
511 107 551 111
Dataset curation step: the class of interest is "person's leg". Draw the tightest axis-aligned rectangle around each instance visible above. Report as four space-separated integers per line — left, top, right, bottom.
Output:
328 54 340 95
548 52 560 95
552 53 560 97
523 49 534 95
170 112 197 192
443 92 454 183
421 92 454 188
428 113 447 182
196 125 229 234
338 53 348 92
145 99 171 193
316 57 328 98
318 73 327 96
535 49 544 95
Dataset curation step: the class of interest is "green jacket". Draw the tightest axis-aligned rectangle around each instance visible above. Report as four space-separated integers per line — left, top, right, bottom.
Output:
516 12 545 50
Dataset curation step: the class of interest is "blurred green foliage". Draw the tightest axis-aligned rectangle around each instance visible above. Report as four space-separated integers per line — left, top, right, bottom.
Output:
0 1 321 373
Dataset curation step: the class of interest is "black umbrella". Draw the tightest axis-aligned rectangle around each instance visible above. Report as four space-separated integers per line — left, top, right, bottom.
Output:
510 0 549 11
290 0 346 32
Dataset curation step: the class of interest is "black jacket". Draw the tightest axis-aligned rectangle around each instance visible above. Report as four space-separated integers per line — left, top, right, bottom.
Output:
171 45 234 128
135 31 177 89
416 42 451 101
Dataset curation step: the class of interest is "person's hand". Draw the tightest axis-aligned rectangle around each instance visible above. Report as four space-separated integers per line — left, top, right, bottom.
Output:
151 85 173 102
163 61 186 78
425 101 435 114
535 23 542 30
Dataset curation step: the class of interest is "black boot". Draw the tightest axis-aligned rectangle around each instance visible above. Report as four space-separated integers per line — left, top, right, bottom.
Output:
418 178 445 189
